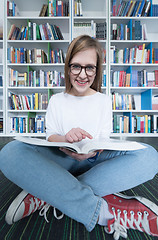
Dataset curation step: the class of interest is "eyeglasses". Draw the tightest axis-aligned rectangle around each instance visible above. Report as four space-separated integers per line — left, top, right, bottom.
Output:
69 64 97 77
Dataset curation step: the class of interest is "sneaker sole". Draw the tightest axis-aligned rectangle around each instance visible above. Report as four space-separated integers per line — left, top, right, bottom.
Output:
5 190 28 225
115 192 158 216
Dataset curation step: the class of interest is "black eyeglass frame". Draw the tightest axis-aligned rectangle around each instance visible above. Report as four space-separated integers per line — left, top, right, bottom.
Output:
69 64 97 77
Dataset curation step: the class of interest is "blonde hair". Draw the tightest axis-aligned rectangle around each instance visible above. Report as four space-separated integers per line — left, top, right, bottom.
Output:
64 35 103 93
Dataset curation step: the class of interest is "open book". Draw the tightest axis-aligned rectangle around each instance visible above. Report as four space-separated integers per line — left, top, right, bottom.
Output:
14 136 146 154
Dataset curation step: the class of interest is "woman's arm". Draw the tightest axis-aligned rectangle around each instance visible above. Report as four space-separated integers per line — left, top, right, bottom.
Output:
48 134 66 142
48 127 93 143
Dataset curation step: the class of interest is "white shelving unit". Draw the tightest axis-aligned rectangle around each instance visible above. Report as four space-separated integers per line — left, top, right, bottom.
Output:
109 0 158 138
1 0 158 139
5 0 71 136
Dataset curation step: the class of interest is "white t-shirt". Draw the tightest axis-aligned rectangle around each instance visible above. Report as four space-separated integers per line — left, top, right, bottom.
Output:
45 92 112 141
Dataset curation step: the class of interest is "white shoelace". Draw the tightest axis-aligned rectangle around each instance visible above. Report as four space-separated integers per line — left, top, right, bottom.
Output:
29 197 64 223
104 207 150 240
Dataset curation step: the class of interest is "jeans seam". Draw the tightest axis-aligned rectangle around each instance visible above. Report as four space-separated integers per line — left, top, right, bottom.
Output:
86 197 103 232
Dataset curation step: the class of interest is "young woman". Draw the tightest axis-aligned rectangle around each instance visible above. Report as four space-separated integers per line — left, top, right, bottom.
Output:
1 35 158 240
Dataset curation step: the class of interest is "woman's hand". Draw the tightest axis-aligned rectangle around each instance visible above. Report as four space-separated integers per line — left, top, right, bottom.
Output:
59 148 103 162
59 148 97 161
65 128 93 143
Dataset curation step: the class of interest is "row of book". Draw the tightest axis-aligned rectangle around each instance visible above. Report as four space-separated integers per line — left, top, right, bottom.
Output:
48 0 69 16
113 114 158 134
9 92 48 110
111 21 147 40
9 68 65 87
112 92 135 110
152 4 158 16
111 69 158 87
7 0 69 17
110 44 151 64
74 0 83 16
111 0 151 17
7 47 65 64
8 47 47 64
49 48 65 64
8 22 64 41
73 21 106 40
9 68 106 88
10 115 45 133
7 1 19 16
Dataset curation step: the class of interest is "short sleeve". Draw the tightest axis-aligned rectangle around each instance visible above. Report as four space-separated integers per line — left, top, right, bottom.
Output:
45 96 59 140
99 95 113 139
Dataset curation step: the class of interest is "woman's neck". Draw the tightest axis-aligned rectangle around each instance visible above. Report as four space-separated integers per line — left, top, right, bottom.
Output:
68 88 97 97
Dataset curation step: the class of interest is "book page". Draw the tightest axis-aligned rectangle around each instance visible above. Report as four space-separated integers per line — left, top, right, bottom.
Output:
14 136 81 153
15 137 146 154
82 138 146 153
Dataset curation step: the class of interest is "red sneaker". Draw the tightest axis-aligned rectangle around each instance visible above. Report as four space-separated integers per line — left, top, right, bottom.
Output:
103 193 158 240
6 190 51 224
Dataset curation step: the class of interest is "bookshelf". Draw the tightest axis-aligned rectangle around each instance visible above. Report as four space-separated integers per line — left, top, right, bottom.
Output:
6 0 71 135
1 0 158 138
109 0 158 137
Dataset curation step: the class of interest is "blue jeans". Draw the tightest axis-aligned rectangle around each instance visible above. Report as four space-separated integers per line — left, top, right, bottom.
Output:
0 140 158 231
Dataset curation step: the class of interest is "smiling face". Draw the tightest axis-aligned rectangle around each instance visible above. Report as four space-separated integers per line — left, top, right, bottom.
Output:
68 48 97 96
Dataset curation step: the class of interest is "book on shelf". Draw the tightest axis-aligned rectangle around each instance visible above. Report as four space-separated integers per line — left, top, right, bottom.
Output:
96 22 106 40
14 136 146 153
111 0 117 16
116 0 123 15
127 1 137 16
152 3 158 16
8 92 48 111
113 114 158 134
9 69 27 87
24 69 64 87
152 48 158 63
112 0 151 16
10 117 28 134
137 0 146 16
0 118 3 133
102 70 106 87
147 72 155 87
8 22 64 41
74 0 83 16
7 47 51 64
39 4 48 16
48 0 69 16
73 21 106 40
112 92 136 110
49 48 65 63
152 95 158 110
7 0 20 16
10 115 45 134
0 26 3 40
111 45 149 64
0 76 2 87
